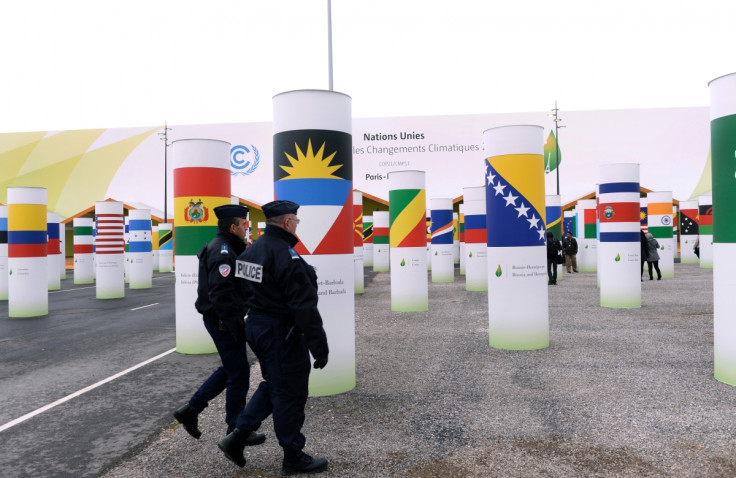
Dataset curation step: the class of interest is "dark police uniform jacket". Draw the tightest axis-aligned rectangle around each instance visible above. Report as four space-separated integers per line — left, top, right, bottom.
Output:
235 225 329 361
195 230 247 341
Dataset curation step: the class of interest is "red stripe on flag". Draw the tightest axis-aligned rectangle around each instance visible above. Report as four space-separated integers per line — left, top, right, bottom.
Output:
74 244 94 254
48 238 60 255
598 202 639 222
9 243 47 258
584 209 597 224
174 167 230 197
464 229 487 244
398 220 427 248
374 227 389 237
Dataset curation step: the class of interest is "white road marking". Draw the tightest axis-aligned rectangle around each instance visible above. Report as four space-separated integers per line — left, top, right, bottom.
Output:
0 347 177 433
130 303 159 311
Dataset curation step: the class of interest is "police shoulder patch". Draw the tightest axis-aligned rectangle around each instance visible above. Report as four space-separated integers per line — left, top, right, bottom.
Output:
288 247 300 260
220 244 229 255
219 264 231 277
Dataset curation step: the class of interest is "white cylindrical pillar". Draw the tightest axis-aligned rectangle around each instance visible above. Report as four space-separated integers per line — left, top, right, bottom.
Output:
484 125 549 350
73 217 94 284
430 198 454 283
373 211 389 272
128 209 153 289
95 201 125 299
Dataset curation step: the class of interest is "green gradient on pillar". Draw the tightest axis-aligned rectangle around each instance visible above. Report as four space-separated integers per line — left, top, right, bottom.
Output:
711 115 736 244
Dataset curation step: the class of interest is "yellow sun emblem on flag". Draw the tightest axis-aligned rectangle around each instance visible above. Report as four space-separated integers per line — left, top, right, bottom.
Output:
280 139 342 179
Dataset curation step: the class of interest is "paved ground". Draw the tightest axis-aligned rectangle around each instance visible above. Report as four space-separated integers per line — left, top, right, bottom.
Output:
0 272 223 478
95 262 736 478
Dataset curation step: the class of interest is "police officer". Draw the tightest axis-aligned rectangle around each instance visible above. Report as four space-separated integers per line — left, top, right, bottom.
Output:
173 204 265 446
218 200 329 475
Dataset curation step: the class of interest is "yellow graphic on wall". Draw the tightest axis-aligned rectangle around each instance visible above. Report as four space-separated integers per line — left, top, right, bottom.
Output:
0 127 161 217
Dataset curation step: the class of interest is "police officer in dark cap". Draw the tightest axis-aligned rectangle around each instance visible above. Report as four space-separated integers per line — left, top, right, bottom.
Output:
218 200 330 475
173 204 265 446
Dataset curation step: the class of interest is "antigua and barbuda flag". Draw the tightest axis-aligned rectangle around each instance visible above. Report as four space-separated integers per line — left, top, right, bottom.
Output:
274 130 352 255
485 158 546 247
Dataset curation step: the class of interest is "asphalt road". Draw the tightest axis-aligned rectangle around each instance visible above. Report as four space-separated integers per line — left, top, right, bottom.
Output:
0 272 222 478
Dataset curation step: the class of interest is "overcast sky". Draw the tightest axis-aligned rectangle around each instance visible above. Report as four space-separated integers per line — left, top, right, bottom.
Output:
0 0 734 133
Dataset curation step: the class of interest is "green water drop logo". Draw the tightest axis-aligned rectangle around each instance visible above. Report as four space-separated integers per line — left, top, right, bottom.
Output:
685 240 688 244
615 253 621 262
585 244 589 249
468 252 473 258
9 269 12 275
660 245 664 250
400 258 406 267
434 251 438 256
495 265 502 277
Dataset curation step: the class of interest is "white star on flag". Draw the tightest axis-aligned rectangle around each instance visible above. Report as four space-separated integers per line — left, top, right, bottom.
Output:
486 170 496 186
515 203 530 218
537 227 547 241
493 183 506 196
527 214 540 229
503 192 518 207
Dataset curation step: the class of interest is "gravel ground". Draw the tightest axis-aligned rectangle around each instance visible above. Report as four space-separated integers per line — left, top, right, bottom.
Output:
101 262 736 477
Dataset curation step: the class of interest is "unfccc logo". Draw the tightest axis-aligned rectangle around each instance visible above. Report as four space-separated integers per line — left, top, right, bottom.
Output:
230 144 260 176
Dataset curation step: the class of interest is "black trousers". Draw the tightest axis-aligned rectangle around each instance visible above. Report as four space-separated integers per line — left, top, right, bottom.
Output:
547 259 557 283
647 261 661 279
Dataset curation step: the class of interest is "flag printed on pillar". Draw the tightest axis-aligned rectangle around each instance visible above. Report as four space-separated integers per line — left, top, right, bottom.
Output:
8 187 48 317
563 211 575 236
425 211 432 271
647 192 674 278
158 223 173 272
709 72 736 385
640 200 648 233
73 217 94 284
128 209 153 289
458 206 466 275
577 199 598 272
389 170 428 312
173 139 231 355
95 201 125 299
47 213 61 291
679 200 699 264
485 158 546 248
484 125 549 351
0 206 7 300
598 165 641 308
452 213 460 265
272 90 355 397
273 131 353 256
698 195 713 268
373 211 389 272
363 215 373 268
430 198 454 283
352 190 364 294
464 199 487 291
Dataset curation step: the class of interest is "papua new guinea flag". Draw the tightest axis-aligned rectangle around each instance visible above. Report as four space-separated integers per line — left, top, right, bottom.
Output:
274 129 353 255
680 208 699 235
485 157 546 247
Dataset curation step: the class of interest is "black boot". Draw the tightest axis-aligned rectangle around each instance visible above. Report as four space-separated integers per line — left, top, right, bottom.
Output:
172 404 201 439
218 429 247 468
282 450 328 475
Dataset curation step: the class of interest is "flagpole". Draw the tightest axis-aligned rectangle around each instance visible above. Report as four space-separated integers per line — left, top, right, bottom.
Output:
327 0 334 91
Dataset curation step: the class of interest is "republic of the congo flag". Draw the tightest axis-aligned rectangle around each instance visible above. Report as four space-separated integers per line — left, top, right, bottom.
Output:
709 72 736 385
484 125 548 351
173 138 231 355
389 170 428 312
273 90 355 397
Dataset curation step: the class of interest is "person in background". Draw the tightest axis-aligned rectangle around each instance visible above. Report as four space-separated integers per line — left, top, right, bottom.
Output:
546 230 562 285
646 232 662 280
640 230 649 281
562 231 579 273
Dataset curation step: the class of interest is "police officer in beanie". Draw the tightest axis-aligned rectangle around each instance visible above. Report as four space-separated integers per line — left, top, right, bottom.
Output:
218 200 329 475
172 204 265 446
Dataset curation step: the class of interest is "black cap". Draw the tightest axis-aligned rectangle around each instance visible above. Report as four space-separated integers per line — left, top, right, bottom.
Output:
262 200 299 219
214 204 249 220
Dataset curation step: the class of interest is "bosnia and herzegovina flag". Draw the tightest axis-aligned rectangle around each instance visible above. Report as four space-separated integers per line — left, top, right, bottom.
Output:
680 208 699 235
273 129 352 255
485 156 546 247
